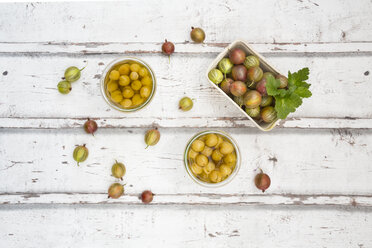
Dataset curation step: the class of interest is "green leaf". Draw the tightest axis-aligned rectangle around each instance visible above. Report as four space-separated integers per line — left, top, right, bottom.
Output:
266 75 281 96
290 67 309 86
294 87 312 98
266 67 311 119
274 93 303 119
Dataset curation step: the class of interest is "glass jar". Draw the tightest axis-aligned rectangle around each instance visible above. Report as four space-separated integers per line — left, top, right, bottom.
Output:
184 130 241 187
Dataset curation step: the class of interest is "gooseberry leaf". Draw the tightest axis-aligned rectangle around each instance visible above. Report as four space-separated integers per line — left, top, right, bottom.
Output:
274 93 303 119
266 67 311 119
294 87 312 98
266 75 281 96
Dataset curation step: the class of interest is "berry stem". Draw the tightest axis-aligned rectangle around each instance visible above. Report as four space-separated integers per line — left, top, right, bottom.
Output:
80 61 88 71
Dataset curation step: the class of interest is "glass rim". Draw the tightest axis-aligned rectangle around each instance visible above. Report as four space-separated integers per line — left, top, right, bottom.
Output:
183 130 241 188
100 57 156 112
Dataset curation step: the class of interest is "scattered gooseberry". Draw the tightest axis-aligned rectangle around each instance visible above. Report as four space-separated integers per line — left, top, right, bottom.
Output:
65 65 86 83
255 169 271 192
179 97 193 111
145 129 160 148
111 161 126 180
190 27 205 43
162 39 175 55
84 118 98 136
73 144 89 166
141 190 154 204
108 183 124 199
57 80 71 94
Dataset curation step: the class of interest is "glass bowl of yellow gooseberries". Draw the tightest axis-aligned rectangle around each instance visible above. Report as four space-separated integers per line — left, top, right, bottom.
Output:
101 57 156 112
184 130 241 187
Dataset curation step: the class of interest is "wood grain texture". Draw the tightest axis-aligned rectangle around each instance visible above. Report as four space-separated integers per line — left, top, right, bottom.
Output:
0 128 371 196
1 1 371 43
1 193 371 207
0 205 371 248
1 1 372 247
1 41 372 55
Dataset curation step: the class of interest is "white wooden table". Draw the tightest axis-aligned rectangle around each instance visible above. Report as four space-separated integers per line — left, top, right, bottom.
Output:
1 1 372 247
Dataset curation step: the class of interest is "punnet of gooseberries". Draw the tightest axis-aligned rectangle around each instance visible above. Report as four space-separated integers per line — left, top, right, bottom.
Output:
179 97 193 111
111 160 126 180
141 190 154 204
73 144 89 166
108 183 124 199
64 64 87 83
190 27 205 43
255 169 271 192
145 129 160 148
57 80 71 94
84 118 98 136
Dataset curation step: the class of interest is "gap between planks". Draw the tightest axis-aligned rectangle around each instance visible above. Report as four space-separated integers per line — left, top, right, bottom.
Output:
0 193 371 206
0 117 371 129
0 42 371 55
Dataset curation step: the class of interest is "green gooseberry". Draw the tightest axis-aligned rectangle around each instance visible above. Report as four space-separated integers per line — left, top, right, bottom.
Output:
208 69 223 84
57 80 71 94
108 183 124 199
261 106 277 123
218 58 233 74
111 161 126 180
145 129 160 148
245 106 260 118
179 97 193 111
233 95 244 107
64 65 86 83
260 95 273 107
73 144 89 166
244 55 260 69
262 72 275 81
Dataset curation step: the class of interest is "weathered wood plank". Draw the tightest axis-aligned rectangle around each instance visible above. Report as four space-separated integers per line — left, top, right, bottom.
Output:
1 193 371 206
0 205 371 248
0 54 371 129
1 117 371 129
0 42 371 55
0 128 371 195
1 1 371 44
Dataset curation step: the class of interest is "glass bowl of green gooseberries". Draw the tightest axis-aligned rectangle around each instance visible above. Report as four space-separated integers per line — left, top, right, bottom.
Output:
101 57 156 112
184 130 241 187
206 40 285 131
